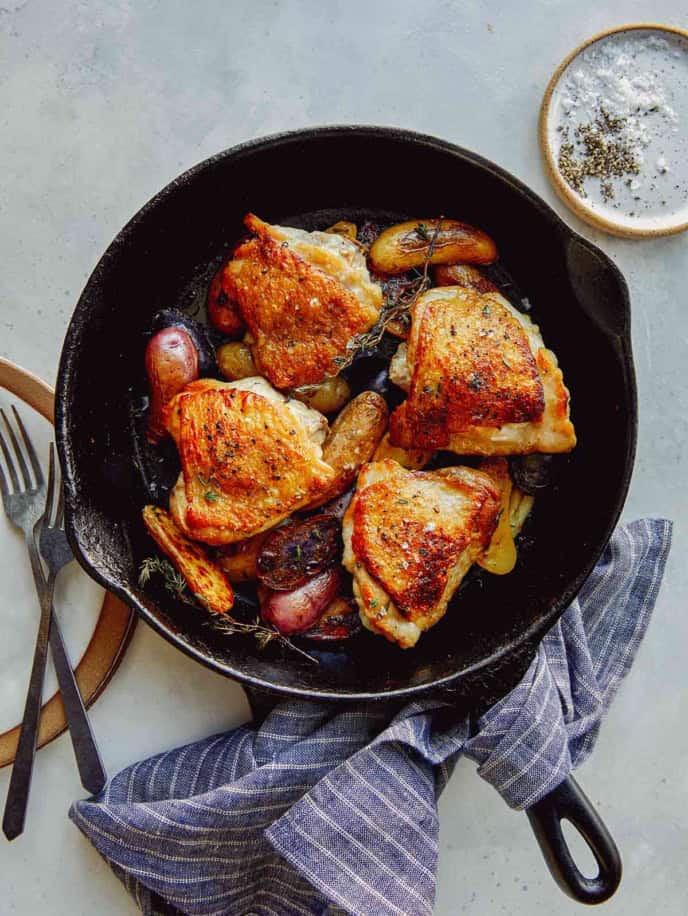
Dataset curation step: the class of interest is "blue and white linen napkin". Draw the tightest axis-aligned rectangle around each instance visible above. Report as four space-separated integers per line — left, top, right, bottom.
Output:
71 519 672 916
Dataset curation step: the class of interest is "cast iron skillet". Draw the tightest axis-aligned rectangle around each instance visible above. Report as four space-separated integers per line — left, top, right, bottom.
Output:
56 127 636 904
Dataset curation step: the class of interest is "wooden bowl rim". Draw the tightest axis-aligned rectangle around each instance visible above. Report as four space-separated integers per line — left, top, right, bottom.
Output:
539 22 688 239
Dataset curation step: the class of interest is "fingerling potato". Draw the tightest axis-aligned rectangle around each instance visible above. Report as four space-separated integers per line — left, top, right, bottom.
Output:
146 327 199 444
215 531 269 583
310 391 388 507
369 218 497 275
510 488 535 537
325 220 358 241
291 376 351 414
216 341 257 380
142 505 234 613
434 263 498 293
207 262 245 338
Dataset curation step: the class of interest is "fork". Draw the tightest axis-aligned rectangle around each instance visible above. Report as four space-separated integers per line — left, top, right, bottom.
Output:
0 410 105 840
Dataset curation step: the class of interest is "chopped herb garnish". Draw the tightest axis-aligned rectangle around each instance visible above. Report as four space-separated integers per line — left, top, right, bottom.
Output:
369 598 379 608
204 490 219 503
415 222 431 241
482 304 491 317
295 544 303 562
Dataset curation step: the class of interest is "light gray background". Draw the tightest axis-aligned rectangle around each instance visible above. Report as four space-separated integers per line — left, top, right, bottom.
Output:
1 1 686 913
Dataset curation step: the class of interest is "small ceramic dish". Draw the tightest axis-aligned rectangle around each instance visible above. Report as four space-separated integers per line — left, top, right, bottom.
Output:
0 357 135 768
540 23 688 238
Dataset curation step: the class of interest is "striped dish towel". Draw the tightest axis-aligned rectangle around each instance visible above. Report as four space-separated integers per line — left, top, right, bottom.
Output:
71 519 672 916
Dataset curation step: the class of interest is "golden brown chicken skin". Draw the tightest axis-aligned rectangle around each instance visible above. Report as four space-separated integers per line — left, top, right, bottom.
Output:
389 286 576 455
342 460 501 648
222 214 381 389
164 378 334 545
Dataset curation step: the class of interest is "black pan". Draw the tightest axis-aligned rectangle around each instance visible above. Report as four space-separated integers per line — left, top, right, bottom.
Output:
55 127 635 904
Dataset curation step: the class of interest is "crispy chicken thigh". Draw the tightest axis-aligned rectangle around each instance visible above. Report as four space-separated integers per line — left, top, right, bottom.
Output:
389 286 576 455
342 460 501 648
164 377 334 545
223 214 382 389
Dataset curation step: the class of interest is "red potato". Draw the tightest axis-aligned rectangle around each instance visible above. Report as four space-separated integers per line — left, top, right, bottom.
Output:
207 262 245 337
261 567 341 635
146 327 199 443
257 515 341 591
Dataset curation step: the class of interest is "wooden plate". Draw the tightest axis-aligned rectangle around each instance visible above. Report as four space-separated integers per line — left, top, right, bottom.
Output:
539 23 688 238
0 357 136 768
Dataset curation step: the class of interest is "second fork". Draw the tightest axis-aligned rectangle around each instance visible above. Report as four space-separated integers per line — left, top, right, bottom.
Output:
0 412 106 840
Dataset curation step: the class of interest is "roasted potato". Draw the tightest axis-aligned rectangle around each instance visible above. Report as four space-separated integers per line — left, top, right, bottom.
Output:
142 505 234 613
257 515 341 591
385 314 411 339
207 262 245 338
215 531 269 583
145 327 199 444
434 263 498 293
510 488 535 536
325 220 358 241
476 458 534 575
216 341 257 381
261 567 341 635
305 596 362 641
476 458 516 576
310 391 388 507
291 376 351 414
369 219 497 275
372 432 432 470
152 308 217 376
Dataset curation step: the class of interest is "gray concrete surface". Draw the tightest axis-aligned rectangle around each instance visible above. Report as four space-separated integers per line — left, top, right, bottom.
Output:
1 1 686 913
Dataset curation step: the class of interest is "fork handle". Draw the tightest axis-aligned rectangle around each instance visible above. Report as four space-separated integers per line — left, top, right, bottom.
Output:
2 541 54 840
48 608 107 795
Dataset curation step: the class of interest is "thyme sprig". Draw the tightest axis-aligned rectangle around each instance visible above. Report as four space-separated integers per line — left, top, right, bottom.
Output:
334 218 444 370
138 556 317 662
208 614 317 663
139 556 198 607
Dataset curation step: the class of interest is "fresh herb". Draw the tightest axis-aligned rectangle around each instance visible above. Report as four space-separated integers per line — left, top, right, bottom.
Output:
482 304 491 317
138 556 198 608
204 490 219 503
415 222 431 241
138 556 316 662
369 598 379 608
294 544 303 563
208 614 317 663
333 218 445 370
375 602 390 619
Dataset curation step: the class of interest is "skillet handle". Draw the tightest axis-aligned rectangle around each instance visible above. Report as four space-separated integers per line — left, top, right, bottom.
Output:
526 775 622 904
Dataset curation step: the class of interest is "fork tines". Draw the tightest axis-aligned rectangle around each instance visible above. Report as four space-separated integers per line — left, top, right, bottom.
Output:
0 406 44 496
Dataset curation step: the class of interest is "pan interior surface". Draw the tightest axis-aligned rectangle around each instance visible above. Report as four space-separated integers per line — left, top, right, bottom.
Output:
56 128 635 698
